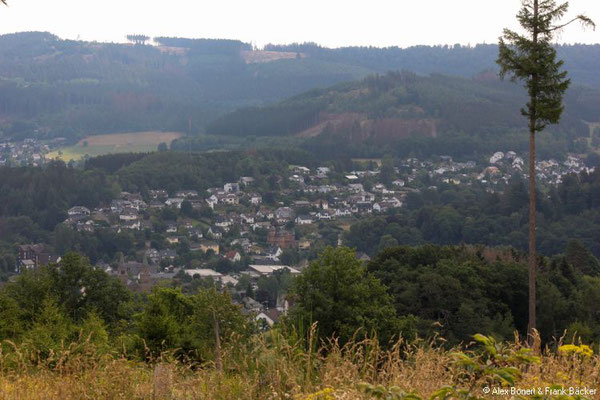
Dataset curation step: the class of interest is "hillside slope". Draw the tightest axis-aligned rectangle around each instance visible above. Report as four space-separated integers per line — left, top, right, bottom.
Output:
206 71 600 158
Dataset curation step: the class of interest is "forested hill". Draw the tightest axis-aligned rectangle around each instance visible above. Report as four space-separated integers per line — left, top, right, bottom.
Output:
0 32 370 141
206 71 600 158
263 42 600 89
0 32 599 142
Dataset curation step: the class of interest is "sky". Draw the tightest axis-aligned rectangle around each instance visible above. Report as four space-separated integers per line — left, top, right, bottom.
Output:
0 0 599 48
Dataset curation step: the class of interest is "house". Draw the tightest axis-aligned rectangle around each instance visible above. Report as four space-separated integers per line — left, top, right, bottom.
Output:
317 185 334 193
295 215 313 225
17 244 60 270
68 206 90 217
512 157 524 171
490 152 505 164
206 195 219 209
239 176 255 186
149 189 168 199
148 200 165 209
188 227 203 239
166 223 178 233
298 239 311 250
335 208 352 217
225 250 242 262
207 227 223 239
199 241 220 254
240 214 255 224
165 198 185 208
347 183 364 192
249 194 262 205
121 219 141 230
114 255 157 292
442 178 461 185
256 309 283 327
267 228 295 249
214 215 233 228
249 265 301 275
110 199 128 213
267 246 283 260
242 297 264 313
355 202 373 214
216 275 236 287
224 182 240 193
312 199 329 210
19 259 36 271
362 192 376 202
291 165 310 175
289 174 305 184
175 190 198 198
275 207 294 222
316 210 333 220
219 193 240 205
159 249 177 260
316 167 330 177
119 208 138 222
256 208 275 220
185 269 223 279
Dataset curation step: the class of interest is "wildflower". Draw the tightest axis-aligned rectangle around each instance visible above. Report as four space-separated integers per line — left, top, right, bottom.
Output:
558 344 594 358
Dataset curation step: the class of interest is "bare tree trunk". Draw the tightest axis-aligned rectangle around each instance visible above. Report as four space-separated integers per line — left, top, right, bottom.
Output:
528 0 539 342
528 127 537 339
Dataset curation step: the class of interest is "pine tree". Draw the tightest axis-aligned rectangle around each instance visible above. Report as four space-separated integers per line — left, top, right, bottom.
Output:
497 0 594 339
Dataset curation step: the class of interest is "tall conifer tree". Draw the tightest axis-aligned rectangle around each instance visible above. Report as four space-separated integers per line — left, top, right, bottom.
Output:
497 0 594 339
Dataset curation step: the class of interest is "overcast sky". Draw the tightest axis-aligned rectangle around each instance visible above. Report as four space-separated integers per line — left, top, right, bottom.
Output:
0 0 598 48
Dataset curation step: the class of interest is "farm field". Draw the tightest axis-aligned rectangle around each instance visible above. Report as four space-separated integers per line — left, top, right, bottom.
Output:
46 131 184 162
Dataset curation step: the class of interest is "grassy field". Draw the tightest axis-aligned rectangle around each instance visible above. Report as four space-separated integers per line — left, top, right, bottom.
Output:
351 158 382 167
46 131 183 162
0 331 597 399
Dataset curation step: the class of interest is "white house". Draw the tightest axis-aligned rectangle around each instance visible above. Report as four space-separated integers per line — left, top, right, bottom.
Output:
295 215 313 225
490 152 505 164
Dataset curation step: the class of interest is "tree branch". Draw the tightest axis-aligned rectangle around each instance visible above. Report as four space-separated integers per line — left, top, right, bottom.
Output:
546 15 596 32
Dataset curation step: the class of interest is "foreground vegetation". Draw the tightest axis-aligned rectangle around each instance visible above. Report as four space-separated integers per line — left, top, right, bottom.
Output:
0 330 598 399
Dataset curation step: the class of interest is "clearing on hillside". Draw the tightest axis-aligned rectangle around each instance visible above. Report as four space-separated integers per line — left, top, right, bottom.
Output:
47 131 184 162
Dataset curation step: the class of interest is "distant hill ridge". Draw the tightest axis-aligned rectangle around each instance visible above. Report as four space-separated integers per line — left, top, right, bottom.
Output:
0 32 599 141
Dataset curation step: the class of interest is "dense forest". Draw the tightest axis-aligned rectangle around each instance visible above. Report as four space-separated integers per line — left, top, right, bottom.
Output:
1 32 599 144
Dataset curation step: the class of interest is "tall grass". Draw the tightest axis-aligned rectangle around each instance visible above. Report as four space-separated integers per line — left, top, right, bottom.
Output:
0 328 598 399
